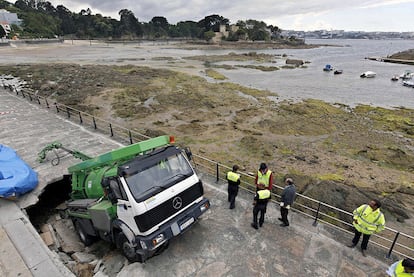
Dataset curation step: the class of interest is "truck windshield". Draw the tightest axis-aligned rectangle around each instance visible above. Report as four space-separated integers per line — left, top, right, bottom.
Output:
125 152 193 202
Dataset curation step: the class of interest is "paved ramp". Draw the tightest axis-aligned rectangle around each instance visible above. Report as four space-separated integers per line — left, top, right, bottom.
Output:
0 88 389 276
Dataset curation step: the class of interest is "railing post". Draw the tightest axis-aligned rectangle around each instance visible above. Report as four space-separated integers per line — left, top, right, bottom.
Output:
78 112 83 124
216 163 219 183
386 232 400 258
109 123 114 137
45 98 49 108
313 202 321 226
92 117 97 129
129 130 133 144
55 103 59 113
66 107 70 119
36 96 41 105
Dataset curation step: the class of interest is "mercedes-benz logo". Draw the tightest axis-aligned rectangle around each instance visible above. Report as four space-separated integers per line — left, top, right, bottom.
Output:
172 196 183 210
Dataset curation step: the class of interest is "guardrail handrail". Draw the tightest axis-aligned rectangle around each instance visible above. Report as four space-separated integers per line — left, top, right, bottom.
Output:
1 81 413 260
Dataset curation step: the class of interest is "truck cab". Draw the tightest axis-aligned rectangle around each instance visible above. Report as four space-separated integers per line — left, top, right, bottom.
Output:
63 136 210 262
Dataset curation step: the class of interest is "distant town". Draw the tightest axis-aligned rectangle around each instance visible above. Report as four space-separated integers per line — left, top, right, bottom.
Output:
281 29 414 40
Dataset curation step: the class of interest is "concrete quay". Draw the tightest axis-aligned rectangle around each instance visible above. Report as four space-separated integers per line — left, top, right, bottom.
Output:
0 87 391 276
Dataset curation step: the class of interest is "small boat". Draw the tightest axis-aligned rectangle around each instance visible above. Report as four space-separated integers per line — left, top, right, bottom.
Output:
400 70 413 80
334 70 343 75
403 81 414 88
323 64 333 71
391 75 399 81
360 71 376 78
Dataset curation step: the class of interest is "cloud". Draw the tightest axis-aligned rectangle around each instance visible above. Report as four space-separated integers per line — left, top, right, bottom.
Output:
41 0 414 31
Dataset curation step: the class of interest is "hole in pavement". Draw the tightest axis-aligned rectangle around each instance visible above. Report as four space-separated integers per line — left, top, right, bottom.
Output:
26 175 72 230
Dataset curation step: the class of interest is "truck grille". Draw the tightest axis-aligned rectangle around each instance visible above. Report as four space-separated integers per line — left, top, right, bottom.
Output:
135 182 203 232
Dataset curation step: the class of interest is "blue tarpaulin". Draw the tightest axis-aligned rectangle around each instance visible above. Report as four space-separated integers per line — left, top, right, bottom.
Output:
0 144 38 198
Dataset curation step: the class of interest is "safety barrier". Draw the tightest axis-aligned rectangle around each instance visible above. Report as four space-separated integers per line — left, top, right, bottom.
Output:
2 81 413 260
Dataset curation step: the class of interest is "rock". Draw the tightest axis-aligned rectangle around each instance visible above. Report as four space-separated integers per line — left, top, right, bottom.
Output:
286 59 304 66
71 252 97 263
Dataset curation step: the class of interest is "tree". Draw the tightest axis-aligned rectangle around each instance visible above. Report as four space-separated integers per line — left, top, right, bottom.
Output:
203 30 215 41
149 16 169 38
0 0 11 9
198 14 229 33
174 21 202 38
118 9 142 37
56 5 76 35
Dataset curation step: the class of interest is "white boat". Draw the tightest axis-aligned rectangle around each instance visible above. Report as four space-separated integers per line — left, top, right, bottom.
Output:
360 71 376 78
403 81 414 88
400 70 413 80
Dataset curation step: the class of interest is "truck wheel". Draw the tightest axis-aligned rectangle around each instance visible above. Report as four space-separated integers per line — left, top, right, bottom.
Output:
74 220 94 246
116 233 143 263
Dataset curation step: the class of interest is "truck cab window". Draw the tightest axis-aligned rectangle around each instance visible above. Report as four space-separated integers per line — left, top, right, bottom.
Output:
125 153 193 202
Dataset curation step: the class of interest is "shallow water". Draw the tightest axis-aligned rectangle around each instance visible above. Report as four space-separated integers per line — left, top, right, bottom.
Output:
2 39 414 108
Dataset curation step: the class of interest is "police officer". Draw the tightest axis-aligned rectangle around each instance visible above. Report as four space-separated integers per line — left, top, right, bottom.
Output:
255 162 273 191
226 165 241 209
251 183 271 229
386 258 414 276
348 199 385 257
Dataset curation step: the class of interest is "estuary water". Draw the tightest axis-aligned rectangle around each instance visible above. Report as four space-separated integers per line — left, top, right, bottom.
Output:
217 39 414 108
2 39 414 108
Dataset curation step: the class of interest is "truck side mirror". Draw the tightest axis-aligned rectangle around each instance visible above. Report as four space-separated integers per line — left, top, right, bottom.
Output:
185 147 193 161
102 178 122 204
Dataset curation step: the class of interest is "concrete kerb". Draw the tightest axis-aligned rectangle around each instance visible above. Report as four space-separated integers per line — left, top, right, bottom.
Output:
0 199 74 277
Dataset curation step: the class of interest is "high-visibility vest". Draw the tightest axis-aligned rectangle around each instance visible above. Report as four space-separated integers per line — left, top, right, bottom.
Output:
257 189 271 199
257 170 272 187
393 260 413 277
353 204 385 235
227 171 240 182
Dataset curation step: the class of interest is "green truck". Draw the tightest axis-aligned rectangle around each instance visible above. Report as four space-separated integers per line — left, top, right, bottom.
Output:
39 135 210 262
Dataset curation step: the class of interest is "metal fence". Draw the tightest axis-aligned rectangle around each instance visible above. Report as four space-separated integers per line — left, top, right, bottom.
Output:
2 82 413 261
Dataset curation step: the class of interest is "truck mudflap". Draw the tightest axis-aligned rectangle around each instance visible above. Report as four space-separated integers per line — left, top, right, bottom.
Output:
136 197 210 258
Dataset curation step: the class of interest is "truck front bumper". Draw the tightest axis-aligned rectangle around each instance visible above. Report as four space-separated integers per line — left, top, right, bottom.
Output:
136 197 210 258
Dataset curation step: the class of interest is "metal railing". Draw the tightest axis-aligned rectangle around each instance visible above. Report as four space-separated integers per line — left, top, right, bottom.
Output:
2 81 413 261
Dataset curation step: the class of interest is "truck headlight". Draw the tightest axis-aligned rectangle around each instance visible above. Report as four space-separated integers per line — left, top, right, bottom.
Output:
200 202 210 212
140 240 148 250
152 234 165 247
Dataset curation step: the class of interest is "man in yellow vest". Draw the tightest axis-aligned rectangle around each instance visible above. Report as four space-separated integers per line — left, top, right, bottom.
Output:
386 258 414 276
255 163 273 191
251 183 271 229
348 199 385 257
226 165 241 209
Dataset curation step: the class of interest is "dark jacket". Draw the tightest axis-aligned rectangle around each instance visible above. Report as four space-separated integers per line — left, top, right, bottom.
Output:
281 184 296 205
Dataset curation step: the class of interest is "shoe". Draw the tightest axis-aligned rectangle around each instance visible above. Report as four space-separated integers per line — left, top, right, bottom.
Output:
229 206 235 209
279 223 289 227
361 249 367 257
278 218 283 222
259 223 263 227
347 243 356 248
251 223 258 230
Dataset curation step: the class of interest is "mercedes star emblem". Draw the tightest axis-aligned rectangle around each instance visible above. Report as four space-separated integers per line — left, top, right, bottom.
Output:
172 196 183 210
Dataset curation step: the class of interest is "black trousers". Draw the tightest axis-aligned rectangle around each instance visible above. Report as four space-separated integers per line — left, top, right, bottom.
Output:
280 207 289 226
352 228 371 250
228 184 239 209
253 203 267 227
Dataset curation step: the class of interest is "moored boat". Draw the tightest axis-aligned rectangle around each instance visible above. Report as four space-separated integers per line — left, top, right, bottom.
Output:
403 81 414 88
391 75 399 81
334 70 343 75
323 64 333 71
360 71 376 78
400 70 413 80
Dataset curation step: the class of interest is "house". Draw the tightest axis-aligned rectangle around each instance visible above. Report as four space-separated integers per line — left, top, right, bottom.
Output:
0 9 22 37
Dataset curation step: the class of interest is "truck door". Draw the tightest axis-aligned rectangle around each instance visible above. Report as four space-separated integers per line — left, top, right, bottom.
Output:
106 178 139 234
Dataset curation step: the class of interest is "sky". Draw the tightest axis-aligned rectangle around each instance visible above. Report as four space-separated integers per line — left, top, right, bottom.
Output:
43 0 414 32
